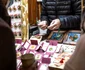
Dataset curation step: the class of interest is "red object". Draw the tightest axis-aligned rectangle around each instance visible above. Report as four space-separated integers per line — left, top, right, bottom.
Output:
30 40 38 45
60 58 64 63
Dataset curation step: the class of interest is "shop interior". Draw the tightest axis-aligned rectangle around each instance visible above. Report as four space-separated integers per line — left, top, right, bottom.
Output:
6 0 85 70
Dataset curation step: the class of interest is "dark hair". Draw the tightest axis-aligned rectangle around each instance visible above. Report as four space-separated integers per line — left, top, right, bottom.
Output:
81 8 85 33
0 0 11 26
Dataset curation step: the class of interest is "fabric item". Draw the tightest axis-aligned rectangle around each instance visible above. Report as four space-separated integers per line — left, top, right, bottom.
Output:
64 34 85 70
40 0 81 30
0 18 16 70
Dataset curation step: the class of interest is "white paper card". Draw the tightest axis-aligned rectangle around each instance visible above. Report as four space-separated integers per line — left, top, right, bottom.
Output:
47 45 56 53
23 42 29 49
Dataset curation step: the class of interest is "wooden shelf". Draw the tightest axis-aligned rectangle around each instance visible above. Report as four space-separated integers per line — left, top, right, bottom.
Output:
82 0 85 10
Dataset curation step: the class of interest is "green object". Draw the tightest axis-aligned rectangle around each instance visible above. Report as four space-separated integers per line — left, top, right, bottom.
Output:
55 28 62 40
49 48 53 51
73 34 78 41
55 33 62 40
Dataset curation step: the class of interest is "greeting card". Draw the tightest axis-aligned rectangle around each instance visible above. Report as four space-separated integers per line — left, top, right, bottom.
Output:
62 44 76 53
46 45 57 53
56 44 63 53
35 53 43 60
29 45 37 50
23 41 29 49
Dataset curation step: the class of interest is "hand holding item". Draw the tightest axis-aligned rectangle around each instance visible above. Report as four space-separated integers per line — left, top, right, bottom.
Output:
38 21 48 30
48 19 61 30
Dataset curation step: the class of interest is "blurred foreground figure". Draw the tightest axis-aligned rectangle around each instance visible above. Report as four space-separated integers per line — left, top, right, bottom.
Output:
0 18 16 70
63 8 85 70
0 0 16 70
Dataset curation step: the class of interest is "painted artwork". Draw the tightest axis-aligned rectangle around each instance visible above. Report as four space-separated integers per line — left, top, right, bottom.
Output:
64 31 81 44
48 31 66 43
51 32 63 40
67 32 80 42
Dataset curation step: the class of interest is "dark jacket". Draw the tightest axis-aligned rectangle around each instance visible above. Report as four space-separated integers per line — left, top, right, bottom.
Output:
0 18 16 70
41 0 81 30
64 34 85 70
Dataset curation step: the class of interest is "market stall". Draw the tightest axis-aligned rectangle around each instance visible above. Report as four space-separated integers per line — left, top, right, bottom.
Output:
16 30 81 70
7 0 84 70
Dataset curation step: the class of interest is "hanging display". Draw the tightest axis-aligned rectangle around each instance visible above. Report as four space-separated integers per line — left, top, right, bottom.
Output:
21 0 29 41
8 0 22 38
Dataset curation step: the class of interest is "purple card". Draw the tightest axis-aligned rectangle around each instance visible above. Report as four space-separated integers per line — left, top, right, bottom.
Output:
15 39 22 44
42 57 51 64
49 40 58 46
30 40 38 45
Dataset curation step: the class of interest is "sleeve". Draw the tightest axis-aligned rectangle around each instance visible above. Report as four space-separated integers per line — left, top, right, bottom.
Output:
40 0 49 24
59 0 81 30
0 26 16 70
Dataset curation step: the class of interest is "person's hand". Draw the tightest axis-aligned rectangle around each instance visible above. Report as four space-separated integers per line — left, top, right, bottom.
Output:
48 19 61 30
38 21 48 30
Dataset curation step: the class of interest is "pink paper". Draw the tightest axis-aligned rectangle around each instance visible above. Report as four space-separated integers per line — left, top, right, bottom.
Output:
49 40 58 46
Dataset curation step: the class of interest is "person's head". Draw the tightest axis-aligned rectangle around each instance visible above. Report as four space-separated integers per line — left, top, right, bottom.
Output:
81 8 85 33
1 0 9 6
0 0 11 26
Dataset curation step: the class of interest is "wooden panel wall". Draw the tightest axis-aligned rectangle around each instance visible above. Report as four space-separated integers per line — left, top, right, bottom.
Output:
28 0 42 25
37 2 42 20
28 0 37 25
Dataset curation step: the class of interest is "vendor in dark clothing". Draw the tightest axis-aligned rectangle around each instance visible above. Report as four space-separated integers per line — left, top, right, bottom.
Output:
38 0 81 31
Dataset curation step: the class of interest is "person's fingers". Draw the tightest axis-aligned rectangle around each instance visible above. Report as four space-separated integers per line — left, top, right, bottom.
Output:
38 23 43 27
48 24 60 30
48 22 57 30
50 20 55 25
41 25 47 30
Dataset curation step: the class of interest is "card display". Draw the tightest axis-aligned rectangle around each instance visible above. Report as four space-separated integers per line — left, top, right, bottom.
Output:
49 53 72 69
8 1 22 37
62 44 76 53
16 31 80 70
